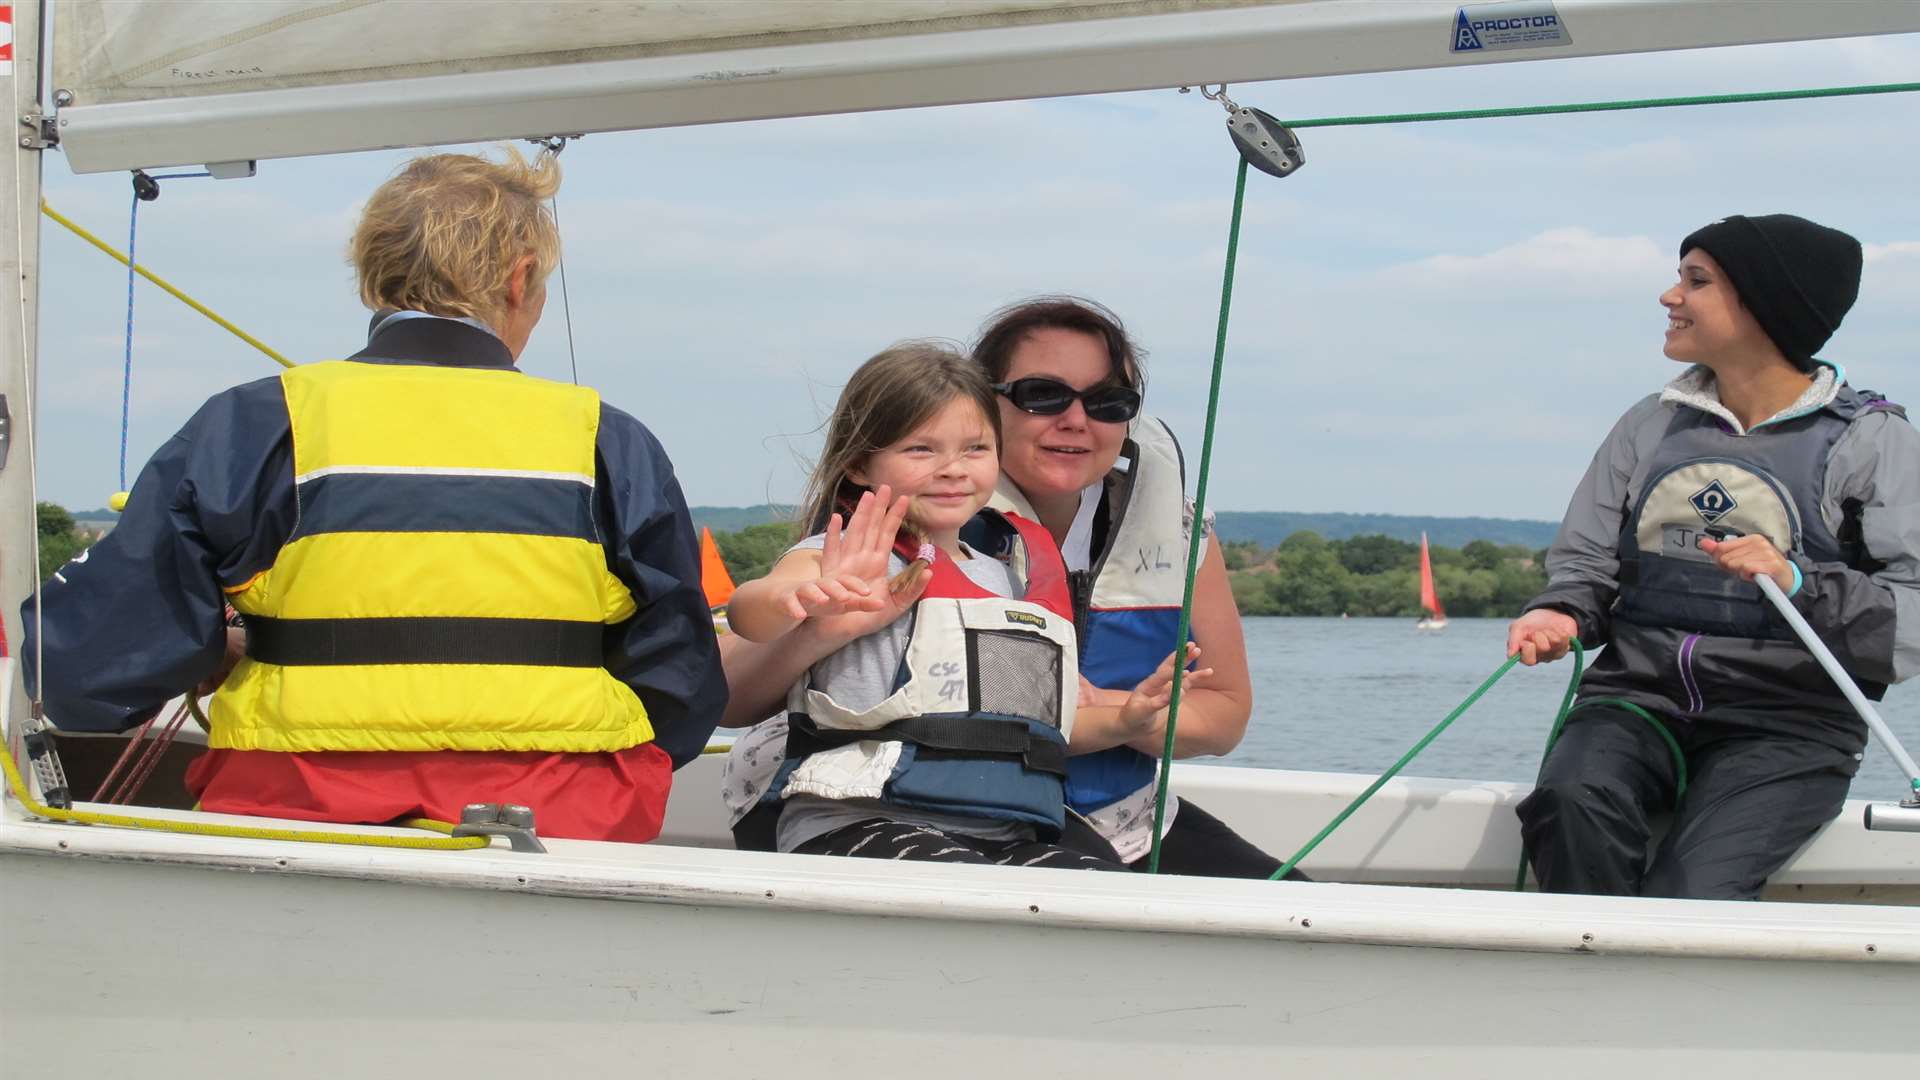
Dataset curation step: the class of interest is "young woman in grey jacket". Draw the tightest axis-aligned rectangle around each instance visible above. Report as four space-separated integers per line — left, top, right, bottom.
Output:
1505 214 1920 900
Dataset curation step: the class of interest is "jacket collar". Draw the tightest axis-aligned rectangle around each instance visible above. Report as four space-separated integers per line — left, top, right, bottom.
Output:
349 312 517 370
1659 360 1843 435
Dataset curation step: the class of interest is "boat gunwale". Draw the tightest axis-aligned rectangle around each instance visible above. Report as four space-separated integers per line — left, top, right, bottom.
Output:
3 807 1916 966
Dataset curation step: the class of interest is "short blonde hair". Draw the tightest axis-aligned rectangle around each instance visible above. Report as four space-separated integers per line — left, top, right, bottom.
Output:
350 148 561 326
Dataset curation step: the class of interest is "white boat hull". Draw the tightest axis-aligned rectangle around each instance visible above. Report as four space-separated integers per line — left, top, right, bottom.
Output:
7 716 1919 1078
5 821 1918 1078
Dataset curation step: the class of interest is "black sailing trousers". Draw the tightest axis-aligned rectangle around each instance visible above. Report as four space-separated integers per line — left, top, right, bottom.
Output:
1516 704 1859 900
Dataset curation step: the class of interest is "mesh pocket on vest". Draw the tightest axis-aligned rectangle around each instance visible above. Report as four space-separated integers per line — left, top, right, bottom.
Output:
968 630 1062 727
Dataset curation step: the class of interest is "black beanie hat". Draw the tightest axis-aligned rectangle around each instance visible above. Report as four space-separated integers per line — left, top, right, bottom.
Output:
1679 214 1862 369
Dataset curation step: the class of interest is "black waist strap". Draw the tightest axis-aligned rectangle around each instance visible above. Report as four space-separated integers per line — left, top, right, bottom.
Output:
788 713 1067 777
246 616 604 667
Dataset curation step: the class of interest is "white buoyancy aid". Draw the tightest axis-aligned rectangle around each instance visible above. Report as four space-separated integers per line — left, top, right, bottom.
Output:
766 511 1081 833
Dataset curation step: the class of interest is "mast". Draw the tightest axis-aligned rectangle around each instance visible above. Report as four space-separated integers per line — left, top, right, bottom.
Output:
1 0 46 727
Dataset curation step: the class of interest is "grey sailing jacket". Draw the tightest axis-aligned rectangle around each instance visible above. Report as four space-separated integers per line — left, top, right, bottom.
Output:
1525 364 1920 749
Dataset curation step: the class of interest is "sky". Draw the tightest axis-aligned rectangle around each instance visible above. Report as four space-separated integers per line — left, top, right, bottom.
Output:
26 29 1920 522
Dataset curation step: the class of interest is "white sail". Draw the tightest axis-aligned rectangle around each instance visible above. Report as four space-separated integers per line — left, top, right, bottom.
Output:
49 0 1920 173
55 0 1213 102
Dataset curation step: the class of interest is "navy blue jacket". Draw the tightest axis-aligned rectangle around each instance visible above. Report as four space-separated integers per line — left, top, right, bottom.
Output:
22 316 727 767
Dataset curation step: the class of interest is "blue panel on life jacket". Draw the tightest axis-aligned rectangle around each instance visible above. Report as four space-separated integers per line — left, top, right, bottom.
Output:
1065 745 1157 812
882 719 1068 834
1070 607 1186 811
1080 607 1185 689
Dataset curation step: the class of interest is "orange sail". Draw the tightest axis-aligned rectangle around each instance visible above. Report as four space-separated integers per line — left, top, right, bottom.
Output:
1418 532 1444 618
699 527 736 609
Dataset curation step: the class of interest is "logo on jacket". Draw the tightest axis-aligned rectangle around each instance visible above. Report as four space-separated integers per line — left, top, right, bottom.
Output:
1689 479 1737 524
1004 610 1047 630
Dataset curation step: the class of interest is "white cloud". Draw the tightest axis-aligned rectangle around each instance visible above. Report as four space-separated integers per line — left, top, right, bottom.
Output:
1865 241 1920 262
1375 227 1668 296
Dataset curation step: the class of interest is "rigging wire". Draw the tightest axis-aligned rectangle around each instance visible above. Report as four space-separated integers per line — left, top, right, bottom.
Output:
550 189 581 386
119 170 210 492
528 135 582 384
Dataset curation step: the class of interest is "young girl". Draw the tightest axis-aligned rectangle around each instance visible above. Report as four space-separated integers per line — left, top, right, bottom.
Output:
724 343 1187 868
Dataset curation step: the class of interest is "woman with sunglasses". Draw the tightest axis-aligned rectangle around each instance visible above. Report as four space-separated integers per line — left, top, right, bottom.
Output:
968 296 1293 877
718 298 1289 877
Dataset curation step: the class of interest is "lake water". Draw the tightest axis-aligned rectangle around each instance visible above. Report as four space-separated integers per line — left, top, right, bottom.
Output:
1208 616 1920 799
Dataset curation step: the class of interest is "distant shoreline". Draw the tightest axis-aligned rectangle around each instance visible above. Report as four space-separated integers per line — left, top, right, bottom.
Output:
69 503 1563 551
677 504 1558 550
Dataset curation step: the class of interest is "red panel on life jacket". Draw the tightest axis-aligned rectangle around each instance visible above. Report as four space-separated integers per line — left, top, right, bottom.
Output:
892 511 1073 621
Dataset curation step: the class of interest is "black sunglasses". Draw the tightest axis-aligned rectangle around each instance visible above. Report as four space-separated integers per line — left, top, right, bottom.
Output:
991 377 1141 423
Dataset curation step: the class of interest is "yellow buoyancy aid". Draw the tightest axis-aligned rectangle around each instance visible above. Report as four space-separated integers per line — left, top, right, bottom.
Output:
210 360 653 753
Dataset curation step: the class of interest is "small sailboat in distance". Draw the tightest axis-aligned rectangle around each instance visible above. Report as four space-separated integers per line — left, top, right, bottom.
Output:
1415 531 1448 631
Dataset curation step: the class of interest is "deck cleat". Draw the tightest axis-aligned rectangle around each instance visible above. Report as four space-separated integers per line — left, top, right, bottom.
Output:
20 713 73 811
453 802 547 853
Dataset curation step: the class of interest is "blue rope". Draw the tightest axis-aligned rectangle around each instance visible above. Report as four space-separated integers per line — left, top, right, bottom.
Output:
119 193 139 490
118 171 212 492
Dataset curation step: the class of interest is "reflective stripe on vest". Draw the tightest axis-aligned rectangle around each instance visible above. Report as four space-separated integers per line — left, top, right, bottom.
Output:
774 511 1079 833
990 415 1190 812
212 359 653 753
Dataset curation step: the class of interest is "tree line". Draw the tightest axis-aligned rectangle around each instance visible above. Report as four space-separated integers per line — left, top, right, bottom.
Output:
36 503 92 579
35 501 1549 619
1224 533 1548 618
705 518 1550 619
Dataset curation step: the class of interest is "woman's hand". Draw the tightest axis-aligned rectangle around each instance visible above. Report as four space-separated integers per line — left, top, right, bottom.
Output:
1699 534 1795 593
1506 608 1578 666
1115 644 1214 744
193 626 246 696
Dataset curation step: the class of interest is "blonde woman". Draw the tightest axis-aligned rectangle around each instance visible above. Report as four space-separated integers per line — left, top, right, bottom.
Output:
24 150 725 842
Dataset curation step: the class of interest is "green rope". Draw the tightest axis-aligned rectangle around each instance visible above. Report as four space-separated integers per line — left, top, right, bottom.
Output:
1145 156 1248 874
1280 81 1920 130
1268 643 1585 882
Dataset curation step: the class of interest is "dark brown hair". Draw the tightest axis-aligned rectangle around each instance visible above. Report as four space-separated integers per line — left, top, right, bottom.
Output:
971 295 1146 394
800 341 1002 534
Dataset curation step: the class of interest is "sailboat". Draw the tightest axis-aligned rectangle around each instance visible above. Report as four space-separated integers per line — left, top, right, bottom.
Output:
699 527 737 634
7 3 1920 1075
1415 531 1448 631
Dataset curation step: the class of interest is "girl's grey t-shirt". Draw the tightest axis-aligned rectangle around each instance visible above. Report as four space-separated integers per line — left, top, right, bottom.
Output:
740 534 1026 854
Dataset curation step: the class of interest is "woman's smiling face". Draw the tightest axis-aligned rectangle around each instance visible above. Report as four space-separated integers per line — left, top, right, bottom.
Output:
1660 248 1773 366
995 327 1130 502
